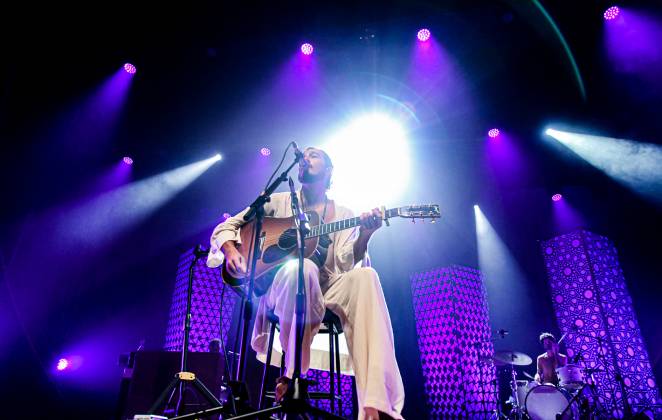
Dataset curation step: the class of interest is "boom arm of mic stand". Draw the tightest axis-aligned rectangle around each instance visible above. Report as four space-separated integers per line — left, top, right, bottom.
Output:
243 156 301 222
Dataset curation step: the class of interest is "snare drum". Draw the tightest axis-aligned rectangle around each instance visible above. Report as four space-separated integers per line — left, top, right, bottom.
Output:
525 384 578 420
556 364 584 390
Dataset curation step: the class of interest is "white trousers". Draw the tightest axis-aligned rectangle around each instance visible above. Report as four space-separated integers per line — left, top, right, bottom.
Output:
264 259 405 419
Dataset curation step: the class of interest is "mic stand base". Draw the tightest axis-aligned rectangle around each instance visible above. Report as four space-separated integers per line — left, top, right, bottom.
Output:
170 378 347 420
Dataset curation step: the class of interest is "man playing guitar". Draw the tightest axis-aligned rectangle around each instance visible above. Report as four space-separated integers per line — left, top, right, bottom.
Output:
207 147 405 420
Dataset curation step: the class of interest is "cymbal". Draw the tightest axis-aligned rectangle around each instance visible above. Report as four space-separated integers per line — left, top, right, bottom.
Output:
493 350 533 366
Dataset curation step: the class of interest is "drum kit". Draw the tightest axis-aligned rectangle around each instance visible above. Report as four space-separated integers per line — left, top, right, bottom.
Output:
484 350 599 420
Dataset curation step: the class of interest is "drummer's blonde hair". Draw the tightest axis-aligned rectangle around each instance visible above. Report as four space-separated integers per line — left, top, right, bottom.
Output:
539 332 556 344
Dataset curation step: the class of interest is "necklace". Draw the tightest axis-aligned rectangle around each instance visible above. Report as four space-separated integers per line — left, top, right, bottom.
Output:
300 190 328 223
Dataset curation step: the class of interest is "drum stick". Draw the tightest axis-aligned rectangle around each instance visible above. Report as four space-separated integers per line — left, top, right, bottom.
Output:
557 332 569 346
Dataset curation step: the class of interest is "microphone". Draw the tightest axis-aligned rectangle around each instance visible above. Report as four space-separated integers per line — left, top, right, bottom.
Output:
193 244 210 257
292 141 305 160
497 329 509 338
289 177 310 229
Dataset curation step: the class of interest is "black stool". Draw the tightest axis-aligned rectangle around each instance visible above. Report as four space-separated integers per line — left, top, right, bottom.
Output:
258 308 345 416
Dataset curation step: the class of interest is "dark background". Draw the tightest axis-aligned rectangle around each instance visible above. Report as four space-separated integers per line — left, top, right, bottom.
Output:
1 1 661 418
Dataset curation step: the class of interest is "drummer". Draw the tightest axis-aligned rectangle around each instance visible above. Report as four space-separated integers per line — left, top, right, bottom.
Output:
534 332 567 385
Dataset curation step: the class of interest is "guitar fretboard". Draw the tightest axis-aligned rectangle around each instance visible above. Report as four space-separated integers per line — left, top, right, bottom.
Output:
305 208 399 238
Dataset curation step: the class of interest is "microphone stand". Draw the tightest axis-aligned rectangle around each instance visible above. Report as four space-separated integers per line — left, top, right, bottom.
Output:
148 245 228 417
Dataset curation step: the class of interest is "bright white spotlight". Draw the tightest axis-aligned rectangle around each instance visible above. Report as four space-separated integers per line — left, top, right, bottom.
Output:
213 153 222 162
322 114 410 211
546 128 662 204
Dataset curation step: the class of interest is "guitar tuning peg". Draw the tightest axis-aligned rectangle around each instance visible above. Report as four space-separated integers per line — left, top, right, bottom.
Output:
430 219 436 224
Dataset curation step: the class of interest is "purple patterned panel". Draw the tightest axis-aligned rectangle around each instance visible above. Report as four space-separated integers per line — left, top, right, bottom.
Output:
410 265 497 419
164 249 238 353
306 369 354 418
541 230 662 418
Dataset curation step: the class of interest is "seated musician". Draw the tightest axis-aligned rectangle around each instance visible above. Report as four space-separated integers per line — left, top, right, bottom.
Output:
207 147 405 420
534 332 567 385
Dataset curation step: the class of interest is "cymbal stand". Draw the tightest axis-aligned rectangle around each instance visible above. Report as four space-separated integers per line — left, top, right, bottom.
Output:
508 363 523 420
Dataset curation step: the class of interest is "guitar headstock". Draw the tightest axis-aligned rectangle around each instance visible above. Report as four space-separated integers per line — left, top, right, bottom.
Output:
395 204 441 220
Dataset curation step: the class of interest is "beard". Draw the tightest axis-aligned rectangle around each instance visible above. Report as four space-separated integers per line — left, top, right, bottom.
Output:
298 167 326 185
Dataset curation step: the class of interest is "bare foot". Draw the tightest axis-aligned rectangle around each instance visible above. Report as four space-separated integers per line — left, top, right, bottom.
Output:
365 407 380 420
275 376 290 402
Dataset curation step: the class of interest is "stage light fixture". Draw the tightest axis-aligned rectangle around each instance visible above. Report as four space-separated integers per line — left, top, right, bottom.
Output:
56 358 70 371
604 6 620 21
300 43 314 55
123 63 136 74
417 28 431 42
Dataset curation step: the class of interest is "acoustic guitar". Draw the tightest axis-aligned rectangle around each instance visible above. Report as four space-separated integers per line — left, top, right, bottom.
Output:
221 204 440 295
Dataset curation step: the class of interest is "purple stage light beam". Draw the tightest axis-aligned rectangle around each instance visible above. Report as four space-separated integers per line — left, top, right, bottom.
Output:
407 26 475 129
123 156 133 165
551 192 584 233
604 6 620 21
488 128 500 139
417 28 431 42
260 147 271 156
300 43 314 56
603 8 662 87
53 64 136 159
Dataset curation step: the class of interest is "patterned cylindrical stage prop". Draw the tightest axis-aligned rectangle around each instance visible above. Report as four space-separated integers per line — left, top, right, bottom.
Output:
410 265 497 418
164 248 239 353
541 230 662 418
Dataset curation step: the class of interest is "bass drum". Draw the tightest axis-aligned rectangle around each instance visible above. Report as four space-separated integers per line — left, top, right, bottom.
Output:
525 384 577 420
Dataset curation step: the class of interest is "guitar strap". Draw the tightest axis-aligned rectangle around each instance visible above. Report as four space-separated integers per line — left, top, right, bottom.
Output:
301 192 331 269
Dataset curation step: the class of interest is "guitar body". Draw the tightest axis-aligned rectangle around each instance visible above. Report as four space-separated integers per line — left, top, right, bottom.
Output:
221 211 320 295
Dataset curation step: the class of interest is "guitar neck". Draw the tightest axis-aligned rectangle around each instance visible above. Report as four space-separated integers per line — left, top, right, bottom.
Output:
305 208 399 238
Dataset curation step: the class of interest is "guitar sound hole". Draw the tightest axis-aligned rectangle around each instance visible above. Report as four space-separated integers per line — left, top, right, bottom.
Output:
277 229 298 250
262 229 298 264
